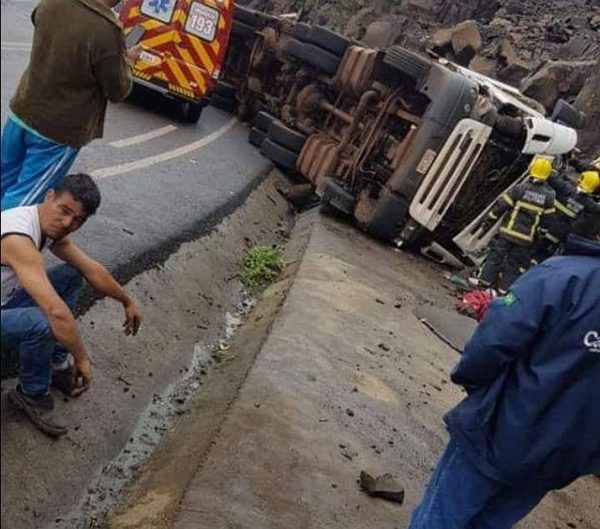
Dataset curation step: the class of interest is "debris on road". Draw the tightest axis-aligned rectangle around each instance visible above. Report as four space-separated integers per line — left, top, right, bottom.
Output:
360 469 406 504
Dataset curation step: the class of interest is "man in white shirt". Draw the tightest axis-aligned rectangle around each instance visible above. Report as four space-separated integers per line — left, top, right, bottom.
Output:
1 173 142 437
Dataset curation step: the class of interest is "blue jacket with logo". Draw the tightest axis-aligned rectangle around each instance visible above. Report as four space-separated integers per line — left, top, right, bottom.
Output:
445 235 600 491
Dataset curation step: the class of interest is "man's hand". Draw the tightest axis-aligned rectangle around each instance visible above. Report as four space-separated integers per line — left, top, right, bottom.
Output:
71 355 92 396
127 44 142 64
123 300 142 336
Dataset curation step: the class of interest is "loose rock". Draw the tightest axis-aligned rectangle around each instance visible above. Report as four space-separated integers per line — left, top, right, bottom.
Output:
360 469 405 504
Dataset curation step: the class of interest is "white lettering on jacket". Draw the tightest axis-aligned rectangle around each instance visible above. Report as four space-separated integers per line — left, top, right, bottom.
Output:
584 331 600 353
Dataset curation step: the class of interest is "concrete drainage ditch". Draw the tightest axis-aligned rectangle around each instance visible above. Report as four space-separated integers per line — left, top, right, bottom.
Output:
0 170 310 529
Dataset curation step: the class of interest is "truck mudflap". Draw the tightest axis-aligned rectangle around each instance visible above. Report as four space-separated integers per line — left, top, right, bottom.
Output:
452 170 529 265
409 118 492 232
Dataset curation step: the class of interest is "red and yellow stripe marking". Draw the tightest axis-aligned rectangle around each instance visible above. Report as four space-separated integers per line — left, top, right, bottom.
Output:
120 0 233 99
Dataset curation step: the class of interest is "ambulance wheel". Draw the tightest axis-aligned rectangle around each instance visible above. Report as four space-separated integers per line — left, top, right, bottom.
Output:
211 93 237 113
268 120 307 153
180 101 203 123
261 139 299 171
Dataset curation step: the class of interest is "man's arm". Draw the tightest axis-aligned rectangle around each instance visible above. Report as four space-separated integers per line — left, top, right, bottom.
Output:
50 237 141 335
1 235 90 369
452 267 548 389
482 186 518 229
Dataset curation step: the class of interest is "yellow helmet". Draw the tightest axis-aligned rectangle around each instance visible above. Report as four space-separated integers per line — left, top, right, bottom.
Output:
529 158 552 181
578 170 600 195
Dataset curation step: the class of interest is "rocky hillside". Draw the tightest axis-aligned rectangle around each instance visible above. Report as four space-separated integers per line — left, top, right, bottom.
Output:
241 0 600 156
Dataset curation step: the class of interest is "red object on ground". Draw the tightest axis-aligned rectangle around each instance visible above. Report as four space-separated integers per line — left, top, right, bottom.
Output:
457 289 495 321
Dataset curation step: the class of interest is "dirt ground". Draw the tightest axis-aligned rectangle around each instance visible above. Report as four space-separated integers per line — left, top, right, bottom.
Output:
113 210 599 529
0 171 295 529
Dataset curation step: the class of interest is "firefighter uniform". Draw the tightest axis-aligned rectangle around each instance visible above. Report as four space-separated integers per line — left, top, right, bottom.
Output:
479 159 556 291
531 171 600 264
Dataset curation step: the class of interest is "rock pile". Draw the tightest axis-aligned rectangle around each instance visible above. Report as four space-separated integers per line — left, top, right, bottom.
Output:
242 0 599 155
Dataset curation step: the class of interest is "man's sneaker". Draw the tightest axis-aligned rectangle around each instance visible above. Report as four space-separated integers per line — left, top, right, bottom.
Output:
8 385 67 438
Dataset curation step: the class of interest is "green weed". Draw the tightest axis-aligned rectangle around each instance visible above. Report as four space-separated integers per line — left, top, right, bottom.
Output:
241 245 284 292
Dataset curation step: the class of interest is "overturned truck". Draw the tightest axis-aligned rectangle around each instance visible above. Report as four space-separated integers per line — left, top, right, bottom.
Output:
216 6 581 265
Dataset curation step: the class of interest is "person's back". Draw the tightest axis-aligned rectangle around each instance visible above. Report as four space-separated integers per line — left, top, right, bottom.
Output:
449 234 600 490
409 234 600 529
10 0 132 147
1 0 137 212
498 178 555 245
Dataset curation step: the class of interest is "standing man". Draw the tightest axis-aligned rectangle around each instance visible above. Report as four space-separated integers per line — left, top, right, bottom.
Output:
0 0 141 211
478 158 555 292
407 233 600 529
1 174 143 437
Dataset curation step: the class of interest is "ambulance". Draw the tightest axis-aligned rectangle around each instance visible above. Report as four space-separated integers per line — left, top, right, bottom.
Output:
117 0 234 122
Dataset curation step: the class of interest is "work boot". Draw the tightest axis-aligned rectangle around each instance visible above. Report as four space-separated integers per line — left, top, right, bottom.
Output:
8 385 67 438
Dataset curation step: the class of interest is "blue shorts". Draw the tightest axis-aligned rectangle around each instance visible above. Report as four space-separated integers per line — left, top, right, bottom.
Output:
1 115 79 211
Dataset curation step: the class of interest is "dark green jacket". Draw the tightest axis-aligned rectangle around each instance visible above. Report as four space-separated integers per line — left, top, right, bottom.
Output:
10 0 132 147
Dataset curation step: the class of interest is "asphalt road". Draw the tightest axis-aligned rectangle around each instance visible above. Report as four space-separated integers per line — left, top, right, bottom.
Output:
1 0 271 282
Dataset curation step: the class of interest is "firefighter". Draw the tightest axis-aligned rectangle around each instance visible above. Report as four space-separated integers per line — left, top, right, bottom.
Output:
569 170 600 240
479 158 556 292
531 169 600 265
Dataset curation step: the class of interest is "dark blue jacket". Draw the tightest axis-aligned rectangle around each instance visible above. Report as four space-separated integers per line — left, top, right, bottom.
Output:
445 235 600 491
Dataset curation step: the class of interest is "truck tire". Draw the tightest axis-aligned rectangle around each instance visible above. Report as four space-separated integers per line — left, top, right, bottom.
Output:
262 139 299 171
286 39 341 76
268 121 308 153
248 127 267 148
293 22 311 42
179 101 203 123
383 46 431 81
320 178 356 215
308 25 350 57
233 5 269 28
215 81 236 99
211 93 237 113
253 111 276 132
232 20 256 39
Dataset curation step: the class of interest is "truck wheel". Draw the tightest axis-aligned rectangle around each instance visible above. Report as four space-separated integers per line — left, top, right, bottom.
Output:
308 25 350 57
320 178 356 215
233 5 270 28
253 111 276 132
211 93 237 113
268 121 308 153
248 127 267 148
286 39 341 76
383 46 431 81
293 22 311 42
215 81 237 99
232 20 256 39
180 101 203 123
261 139 299 171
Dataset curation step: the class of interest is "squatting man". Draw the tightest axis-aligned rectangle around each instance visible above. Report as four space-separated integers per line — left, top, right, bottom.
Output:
1 174 143 437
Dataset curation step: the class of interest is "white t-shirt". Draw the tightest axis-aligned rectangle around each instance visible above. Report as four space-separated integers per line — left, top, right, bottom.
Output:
1 206 46 307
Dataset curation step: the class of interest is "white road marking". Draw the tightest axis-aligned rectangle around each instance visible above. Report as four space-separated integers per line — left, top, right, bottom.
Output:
91 117 238 179
1 41 31 51
109 124 178 148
